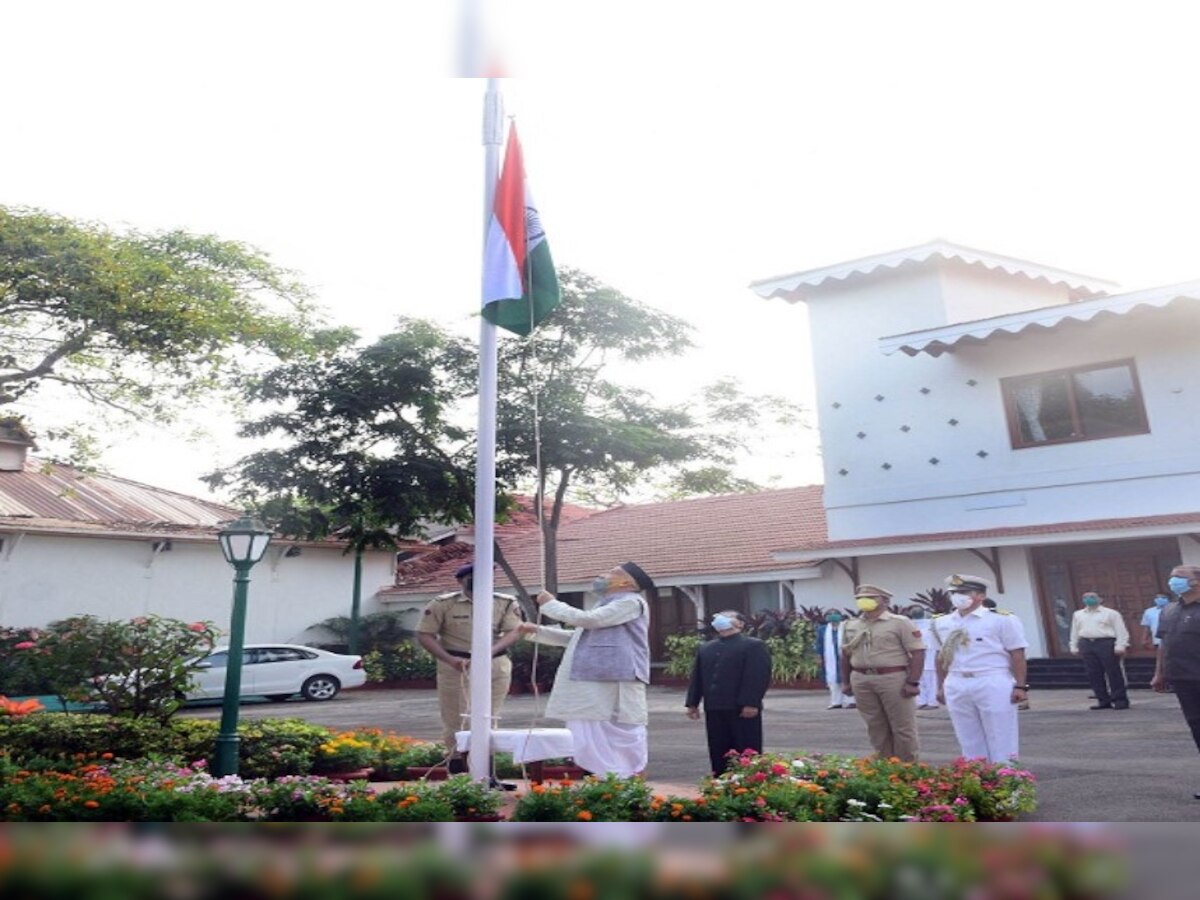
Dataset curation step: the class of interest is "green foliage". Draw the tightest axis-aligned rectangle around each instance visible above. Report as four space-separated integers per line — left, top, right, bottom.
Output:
362 643 437 682
662 633 702 678
204 320 478 551
312 610 419 650
0 205 322 435
41 614 220 721
508 639 562 694
0 625 51 695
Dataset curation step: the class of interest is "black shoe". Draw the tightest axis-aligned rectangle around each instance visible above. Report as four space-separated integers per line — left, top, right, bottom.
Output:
488 777 517 791
1112 701 1130 710
447 758 468 775
1089 703 1113 710
1194 792 1200 800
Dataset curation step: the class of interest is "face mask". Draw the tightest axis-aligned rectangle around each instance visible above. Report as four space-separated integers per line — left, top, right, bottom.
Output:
1155 596 1170 608
949 593 974 611
1169 576 1192 596
825 613 842 623
909 609 925 620
855 597 879 612
711 614 734 632
1082 596 1100 607
591 575 610 594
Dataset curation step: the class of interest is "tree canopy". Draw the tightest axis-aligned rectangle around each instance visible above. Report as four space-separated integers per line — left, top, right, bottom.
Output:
0 206 321 428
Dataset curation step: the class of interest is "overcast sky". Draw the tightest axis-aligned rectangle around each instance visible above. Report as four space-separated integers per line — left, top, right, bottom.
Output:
3 1 1198 499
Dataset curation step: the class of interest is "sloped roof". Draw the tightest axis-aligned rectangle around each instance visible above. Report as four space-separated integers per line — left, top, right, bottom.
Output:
750 240 1114 304
879 280 1200 357
382 485 827 598
0 456 237 538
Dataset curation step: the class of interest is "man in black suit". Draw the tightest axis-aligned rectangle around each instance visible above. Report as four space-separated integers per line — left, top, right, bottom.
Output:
685 610 773 776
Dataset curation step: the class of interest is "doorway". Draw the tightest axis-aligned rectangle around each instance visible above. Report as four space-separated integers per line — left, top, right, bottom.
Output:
1032 539 1180 657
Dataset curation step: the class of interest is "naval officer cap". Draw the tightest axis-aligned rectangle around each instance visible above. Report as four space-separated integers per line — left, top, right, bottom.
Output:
946 573 990 594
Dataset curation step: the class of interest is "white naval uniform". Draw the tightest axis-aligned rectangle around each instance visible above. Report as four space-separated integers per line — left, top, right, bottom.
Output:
930 606 1028 763
912 618 940 708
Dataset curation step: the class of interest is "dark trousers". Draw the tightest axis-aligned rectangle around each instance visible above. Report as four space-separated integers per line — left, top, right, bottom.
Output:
1174 679 1200 754
704 709 763 776
1079 637 1128 706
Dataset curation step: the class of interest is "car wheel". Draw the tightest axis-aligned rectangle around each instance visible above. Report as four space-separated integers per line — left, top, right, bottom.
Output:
266 694 293 702
301 675 340 701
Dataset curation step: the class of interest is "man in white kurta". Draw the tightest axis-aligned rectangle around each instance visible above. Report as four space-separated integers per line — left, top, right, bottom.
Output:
522 562 654 777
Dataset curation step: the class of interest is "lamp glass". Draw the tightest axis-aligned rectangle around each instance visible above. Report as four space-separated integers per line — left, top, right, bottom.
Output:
217 515 273 566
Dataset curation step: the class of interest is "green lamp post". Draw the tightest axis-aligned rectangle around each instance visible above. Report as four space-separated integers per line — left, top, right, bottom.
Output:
212 513 273 777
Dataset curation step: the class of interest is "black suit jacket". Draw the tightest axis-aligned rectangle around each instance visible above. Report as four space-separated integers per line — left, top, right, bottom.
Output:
685 633 772 711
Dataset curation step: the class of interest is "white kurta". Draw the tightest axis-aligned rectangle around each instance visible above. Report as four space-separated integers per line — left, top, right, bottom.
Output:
527 593 649 726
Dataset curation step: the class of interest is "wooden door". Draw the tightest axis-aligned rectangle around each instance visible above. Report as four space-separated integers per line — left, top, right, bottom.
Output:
1032 539 1180 658
1067 557 1158 657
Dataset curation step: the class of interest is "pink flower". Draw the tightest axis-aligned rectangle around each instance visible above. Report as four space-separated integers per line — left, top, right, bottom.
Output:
188 622 207 633
771 763 788 776
13 641 35 650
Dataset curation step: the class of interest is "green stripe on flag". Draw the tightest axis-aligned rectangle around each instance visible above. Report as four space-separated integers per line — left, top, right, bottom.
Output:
482 240 560 336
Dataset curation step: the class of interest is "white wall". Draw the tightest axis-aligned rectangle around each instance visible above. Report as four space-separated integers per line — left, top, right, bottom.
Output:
0 533 395 645
788 546 1048 657
805 264 1200 541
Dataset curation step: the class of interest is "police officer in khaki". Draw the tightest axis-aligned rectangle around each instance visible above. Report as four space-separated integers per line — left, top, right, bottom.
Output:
839 583 926 762
416 562 524 776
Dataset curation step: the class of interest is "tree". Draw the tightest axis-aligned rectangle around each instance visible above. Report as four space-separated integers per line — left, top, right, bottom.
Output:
204 321 481 650
494 267 803 592
0 206 320 433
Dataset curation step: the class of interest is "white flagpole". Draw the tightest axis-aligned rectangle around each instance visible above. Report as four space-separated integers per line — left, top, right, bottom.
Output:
468 77 503 784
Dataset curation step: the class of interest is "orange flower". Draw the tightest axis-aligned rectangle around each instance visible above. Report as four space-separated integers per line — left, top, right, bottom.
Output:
83 800 100 809
576 810 593 821
101 753 114 760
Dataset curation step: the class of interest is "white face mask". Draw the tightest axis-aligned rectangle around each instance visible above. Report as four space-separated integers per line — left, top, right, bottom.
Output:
950 593 974 611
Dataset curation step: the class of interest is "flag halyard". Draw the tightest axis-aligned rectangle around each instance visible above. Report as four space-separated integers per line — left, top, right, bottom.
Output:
482 125 560 336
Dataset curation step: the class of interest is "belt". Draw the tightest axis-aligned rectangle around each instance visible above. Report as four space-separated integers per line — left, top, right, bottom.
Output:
851 665 907 675
948 669 1010 678
446 649 509 660
1079 637 1116 642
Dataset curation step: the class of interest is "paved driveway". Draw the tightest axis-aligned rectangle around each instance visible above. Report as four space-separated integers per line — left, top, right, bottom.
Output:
178 685 1200 821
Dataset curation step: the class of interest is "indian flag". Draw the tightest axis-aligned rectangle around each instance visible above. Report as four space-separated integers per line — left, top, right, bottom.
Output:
482 125 560 336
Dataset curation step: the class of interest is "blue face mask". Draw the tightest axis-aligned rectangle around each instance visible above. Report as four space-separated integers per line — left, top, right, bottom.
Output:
711 614 734 632
1155 595 1170 608
591 575 609 594
1169 576 1192 596
826 614 842 624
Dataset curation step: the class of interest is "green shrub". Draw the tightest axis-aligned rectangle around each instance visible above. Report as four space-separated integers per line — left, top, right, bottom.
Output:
362 641 437 682
662 633 701 678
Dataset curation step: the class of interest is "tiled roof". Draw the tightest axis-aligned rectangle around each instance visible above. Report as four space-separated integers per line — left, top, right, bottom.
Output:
0 456 237 537
381 485 827 597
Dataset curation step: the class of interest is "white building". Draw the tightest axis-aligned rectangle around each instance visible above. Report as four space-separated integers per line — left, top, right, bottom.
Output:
752 241 1200 660
0 428 397 643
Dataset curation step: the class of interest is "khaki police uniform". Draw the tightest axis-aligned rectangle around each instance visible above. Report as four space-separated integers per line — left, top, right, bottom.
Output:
417 591 523 755
842 610 925 761
930 605 1028 762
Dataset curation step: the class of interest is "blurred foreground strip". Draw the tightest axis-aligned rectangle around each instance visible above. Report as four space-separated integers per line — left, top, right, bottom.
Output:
0 824 1131 899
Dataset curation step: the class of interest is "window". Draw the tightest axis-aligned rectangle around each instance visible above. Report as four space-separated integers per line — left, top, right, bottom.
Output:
1002 359 1149 449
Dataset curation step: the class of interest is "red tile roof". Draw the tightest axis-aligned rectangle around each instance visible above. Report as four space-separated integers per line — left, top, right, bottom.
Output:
382 485 827 597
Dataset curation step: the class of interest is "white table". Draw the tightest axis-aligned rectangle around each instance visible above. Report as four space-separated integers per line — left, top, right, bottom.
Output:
455 727 575 780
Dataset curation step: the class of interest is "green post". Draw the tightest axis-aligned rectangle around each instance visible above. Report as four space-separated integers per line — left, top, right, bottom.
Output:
349 546 363 656
213 564 252 777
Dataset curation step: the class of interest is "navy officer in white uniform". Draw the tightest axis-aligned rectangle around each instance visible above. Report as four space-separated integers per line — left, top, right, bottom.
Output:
931 574 1029 763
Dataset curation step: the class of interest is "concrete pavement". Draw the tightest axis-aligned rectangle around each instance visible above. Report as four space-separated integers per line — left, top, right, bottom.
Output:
178 684 1200 821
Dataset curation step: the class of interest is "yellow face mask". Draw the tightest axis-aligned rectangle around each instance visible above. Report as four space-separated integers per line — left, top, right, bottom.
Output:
855 596 879 612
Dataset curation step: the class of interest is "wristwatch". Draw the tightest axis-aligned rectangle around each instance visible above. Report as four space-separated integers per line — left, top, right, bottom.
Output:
906 680 920 687
1014 684 1030 690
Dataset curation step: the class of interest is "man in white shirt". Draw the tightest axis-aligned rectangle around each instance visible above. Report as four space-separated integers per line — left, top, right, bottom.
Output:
1069 591 1130 710
931 574 1029 763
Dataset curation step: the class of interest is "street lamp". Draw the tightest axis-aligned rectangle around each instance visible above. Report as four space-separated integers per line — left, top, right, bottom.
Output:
212 513 273 777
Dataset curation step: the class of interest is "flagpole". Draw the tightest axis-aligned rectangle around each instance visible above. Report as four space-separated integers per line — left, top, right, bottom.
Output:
468 76 504 785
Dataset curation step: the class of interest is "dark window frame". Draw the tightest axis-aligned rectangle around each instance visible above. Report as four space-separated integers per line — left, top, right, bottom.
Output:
1001 358 1150 449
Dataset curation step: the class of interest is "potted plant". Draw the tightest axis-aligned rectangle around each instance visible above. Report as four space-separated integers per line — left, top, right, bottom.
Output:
312 731 375 780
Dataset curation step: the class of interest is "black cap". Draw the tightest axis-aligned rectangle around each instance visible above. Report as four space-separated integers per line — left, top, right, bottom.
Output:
620 561 656 592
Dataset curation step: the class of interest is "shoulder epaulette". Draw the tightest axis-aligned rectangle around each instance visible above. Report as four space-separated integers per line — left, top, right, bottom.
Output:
494 592 517 601
434 591 459 601
995 609 1013 615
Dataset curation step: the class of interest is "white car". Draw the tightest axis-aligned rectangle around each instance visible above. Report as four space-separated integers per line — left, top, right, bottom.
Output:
188 643 366 702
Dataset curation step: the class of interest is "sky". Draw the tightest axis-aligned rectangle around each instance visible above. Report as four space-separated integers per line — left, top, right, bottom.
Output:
3 1 1199 500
